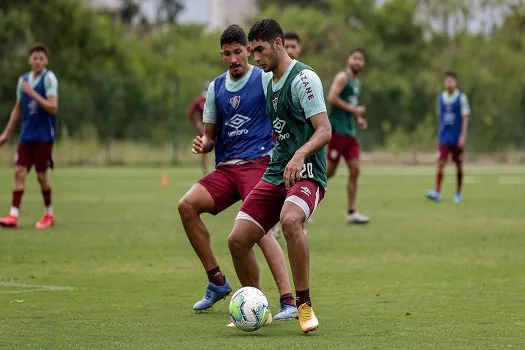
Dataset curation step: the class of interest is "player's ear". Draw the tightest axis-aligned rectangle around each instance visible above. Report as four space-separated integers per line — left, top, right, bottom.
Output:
246 45 252 57
274 37 282 51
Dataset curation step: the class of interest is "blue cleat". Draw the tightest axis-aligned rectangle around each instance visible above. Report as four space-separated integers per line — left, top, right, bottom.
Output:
273 302 298 321
193 279 232 311
425 189 442 202
453 193 463 203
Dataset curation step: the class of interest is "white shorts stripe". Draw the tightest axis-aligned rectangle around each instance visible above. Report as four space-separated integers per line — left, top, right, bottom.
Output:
236 211 265 233
285 195 311 220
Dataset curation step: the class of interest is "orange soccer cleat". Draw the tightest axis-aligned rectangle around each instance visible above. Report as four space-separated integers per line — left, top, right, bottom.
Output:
35 214 55 229
0 215 19 229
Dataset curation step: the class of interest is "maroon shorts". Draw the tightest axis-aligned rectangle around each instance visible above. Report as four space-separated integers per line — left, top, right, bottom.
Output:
439 144 463 163
16 142 54 172
327 132 360 164
238 179 325 233
198 156 269 214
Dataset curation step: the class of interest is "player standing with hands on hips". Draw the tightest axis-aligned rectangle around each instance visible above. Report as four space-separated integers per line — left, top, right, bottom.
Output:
0 43 58 229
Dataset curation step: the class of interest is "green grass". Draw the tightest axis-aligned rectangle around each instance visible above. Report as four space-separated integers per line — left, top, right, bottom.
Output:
1 165 524 349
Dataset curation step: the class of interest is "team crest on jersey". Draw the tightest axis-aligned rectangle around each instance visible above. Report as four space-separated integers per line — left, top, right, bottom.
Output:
230 95 241 109
272 97 278 111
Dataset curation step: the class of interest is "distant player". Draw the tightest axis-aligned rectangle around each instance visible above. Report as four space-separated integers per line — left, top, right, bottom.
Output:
187 82 210 174
426 71 471 203
284 32 302 60
326 48 369 224
0 43 58 229
177 25 298 323
228 19 332 334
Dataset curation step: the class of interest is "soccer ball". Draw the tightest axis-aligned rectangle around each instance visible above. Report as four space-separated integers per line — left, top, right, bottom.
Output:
228 287 269 332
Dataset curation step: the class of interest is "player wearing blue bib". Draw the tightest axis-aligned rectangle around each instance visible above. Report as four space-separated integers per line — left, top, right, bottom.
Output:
426 71 471 203
0 43 58 229
177 25 297 323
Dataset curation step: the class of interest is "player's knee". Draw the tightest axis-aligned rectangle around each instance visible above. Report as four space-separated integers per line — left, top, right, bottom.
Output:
228 231 245 257
280 210 304 238
37 172 49 188
14 167 27 182
177 196 197 220
349 164 360 181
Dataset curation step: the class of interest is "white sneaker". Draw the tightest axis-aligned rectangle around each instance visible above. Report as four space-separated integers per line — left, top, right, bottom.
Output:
347 211 370 224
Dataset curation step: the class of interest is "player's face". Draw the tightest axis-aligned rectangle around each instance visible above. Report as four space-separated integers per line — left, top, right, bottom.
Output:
28 51 48 74
285 39 301 60
250 38 280 73
348 52 365 74
444 76 457 92
221 43 250 79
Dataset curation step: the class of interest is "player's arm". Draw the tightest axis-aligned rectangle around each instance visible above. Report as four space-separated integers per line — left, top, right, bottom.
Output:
23 73 59 114
0 100 21 147
284 70 332 188
327 72 365 117
458 94 471 148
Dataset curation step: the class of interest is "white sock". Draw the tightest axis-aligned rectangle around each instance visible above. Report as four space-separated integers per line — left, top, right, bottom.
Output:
45 206 53 216
10 207 19 218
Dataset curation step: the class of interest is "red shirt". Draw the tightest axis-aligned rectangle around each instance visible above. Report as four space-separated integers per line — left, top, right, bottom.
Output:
187 96 206 122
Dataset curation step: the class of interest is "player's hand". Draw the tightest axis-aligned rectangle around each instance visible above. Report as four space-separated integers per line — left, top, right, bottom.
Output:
284 152 305 189
355 105 366 118
458 136 466 149
192 135 204 154
0 133 8 148
21 82 36 98
357 117 368 130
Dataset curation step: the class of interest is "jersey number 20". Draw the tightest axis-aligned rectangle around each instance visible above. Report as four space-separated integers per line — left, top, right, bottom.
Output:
300 163 314 178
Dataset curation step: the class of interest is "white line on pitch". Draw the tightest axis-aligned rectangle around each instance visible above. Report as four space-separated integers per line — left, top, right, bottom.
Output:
0 281 73 293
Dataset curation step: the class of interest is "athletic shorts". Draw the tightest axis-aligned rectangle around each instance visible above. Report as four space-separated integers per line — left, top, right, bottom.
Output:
198 156 270 214
439 144 463 163
327 132 360 163
237 179 325 233
16 142 54 173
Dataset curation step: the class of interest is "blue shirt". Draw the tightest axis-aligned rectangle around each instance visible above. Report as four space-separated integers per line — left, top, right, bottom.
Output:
206 66 274 166
19 70 58 143
438 90 470 145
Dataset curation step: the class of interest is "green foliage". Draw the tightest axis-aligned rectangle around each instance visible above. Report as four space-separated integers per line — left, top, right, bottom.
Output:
0 0 524 155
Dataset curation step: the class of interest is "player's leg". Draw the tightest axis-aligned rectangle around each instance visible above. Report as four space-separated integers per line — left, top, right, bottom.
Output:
178 170 237 310
257 234 297 320
326 133 343 179
345 137 369 224
228 180 282 289
426 145 447 202
0 144 31 228
453 146 464 203
233 158 297 320
34 142 55 229
280 179 324 333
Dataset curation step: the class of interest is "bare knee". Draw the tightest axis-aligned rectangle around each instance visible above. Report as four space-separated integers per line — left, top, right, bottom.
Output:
178 196 198 221
37 172 50 190
14 167 27 190
349 163 360 182
228 230 245 258
280 210 304 240
326 162 336 179
438 161 446 171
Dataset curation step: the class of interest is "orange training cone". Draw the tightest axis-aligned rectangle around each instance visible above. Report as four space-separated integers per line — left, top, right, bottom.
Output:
161 174 169 186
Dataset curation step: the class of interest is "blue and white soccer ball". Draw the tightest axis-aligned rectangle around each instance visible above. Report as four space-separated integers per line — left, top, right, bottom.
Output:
228 287 269 332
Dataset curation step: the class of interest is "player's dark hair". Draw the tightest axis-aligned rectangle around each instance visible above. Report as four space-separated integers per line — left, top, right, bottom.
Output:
29 43 49 57
248 19 284 44
220 24 248 47
350 47 365 58
285 32 301 44
444 71 457 80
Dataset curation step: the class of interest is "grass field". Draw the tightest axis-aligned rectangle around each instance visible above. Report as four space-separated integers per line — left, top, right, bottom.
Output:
1 165 524 349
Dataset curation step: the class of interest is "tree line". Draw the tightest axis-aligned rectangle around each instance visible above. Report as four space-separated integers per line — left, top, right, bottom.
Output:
0 0 524 155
